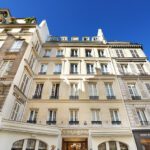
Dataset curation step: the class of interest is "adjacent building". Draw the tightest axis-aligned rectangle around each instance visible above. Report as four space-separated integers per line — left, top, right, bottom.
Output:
0 9 149 150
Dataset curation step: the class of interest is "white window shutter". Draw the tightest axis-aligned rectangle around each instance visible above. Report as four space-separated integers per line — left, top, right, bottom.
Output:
132 108 140 126
129 63 138 75
143 62 150 74
137 80 149 99
118 78 131 100
117 64 123 75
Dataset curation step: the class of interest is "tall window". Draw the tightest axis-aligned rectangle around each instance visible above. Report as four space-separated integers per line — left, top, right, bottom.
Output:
10 101 20 121
50 83 59 99
128 84 140 100
88 83 98 99
136 64 145 74
26 139 36 150
130 50 139 58
121 64 128 74
85 49 92 57
70 63 78 74
116 50 124 57
54 64 62 74
91 109 101 124
87 63 94 74
39 64 48 74
71 49 78 57
69 109 79 124
105 83 115 99
28 54 35 69
70 83 79 99
10 40 23 52
110 109 121 125
0 60 13 77
137 109 148 125
20 74 29 93
33 83 43 99
0 40 4 48
27 109 38 123
56 50 63 57
98 49 105 57
43 49 51 57
47 109 57 125
101 64 109 74
145 83 150 93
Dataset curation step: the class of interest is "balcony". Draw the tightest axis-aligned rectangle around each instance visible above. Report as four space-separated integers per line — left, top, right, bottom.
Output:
50 96 59 99
70 71 78 75
69 121 79 125
32 95 41 99
56 55 64 58
87 71 94 75
89 96 99 100
46 120 56 125
131 96 141 100
43 55 50 58
53 72 61 75
112 121 121 125
38 72 46 75
107 96 116 100
140 121 150 126
86 55 92 57
27 120 36 124
102 72 110 75
91 121 102 124
70 96 79 100
71 54 78 57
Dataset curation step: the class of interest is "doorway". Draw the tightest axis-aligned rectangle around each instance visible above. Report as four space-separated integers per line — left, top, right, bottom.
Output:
62 138 88 150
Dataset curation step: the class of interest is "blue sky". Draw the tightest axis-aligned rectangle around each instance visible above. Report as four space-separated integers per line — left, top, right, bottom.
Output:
1 0 150 58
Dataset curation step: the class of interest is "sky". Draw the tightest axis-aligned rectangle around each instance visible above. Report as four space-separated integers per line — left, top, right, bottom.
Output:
0 0 150 58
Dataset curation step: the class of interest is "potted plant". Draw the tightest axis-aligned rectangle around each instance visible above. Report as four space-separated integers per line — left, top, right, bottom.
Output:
51 145 56 150
25 17 36 24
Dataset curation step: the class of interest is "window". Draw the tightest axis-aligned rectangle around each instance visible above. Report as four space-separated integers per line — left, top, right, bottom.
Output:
128 84 141 100
87 63 94 74
69 109 79 124
89 83 98 99
105 83 115 99
137 109 148 125
39 64 48 74
98 141 128 150
0 40 4 48
137 64 145 74
43 50 51 57
91 109 101 124
50 83 59 99
10 101 20 121
33 83 43 99
101 64 109 74
121 64 128 74
145 83 150 93
116 50 124 57
26 139 36 150
27 109 38 123
56 50 63 57
28 54 35 69
54 64 62 74
0 60 13 77
47 109 57 125
70 63 78 74
20 74 29 93
12 139 47 150
70 83 79 99
85 49 92 57
130 50 139 58
110 109 121 125
98 49 105 57
71 49 78 57
10 40 23 52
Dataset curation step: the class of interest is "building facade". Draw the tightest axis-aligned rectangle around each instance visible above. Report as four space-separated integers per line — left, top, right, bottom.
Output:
0 9 150 150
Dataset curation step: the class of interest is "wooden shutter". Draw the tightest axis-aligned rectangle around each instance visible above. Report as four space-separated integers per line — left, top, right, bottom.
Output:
118 78 131 100
137 80 149 99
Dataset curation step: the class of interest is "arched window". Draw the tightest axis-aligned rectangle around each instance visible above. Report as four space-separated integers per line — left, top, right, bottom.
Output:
11 139 47 150
98 141 128 150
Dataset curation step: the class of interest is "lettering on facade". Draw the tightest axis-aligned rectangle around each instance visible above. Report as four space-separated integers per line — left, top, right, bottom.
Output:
62 129 88 136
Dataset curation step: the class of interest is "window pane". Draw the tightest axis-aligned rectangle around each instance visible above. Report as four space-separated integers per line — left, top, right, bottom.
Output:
109 141 117 150
98 143 106 150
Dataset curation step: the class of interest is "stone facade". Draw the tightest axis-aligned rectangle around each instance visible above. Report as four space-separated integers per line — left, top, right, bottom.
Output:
0 9 150 150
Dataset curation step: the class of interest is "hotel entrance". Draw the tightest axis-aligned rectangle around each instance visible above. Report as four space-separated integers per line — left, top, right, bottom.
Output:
62 138 88 150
